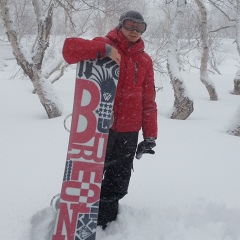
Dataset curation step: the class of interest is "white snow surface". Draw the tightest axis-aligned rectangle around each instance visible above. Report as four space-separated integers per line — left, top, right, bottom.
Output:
1 39 240 240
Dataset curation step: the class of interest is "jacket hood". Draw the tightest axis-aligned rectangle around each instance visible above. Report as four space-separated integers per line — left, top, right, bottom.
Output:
106 28 145 54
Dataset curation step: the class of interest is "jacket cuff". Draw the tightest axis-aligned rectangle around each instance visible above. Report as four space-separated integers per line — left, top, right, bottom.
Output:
105 44 112 57
144 137 156 141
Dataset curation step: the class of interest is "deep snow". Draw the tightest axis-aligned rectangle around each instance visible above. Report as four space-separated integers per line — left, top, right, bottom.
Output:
0 39 240 240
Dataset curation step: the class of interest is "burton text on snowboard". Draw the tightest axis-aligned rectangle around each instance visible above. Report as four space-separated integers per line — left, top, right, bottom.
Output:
52 57 119 240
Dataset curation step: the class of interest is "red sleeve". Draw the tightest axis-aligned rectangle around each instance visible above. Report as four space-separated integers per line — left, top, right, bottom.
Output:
62 38 107 64
142 58 158 139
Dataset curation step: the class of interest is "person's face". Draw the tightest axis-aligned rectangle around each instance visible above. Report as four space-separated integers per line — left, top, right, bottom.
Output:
120 19 146 43
121 27 142 43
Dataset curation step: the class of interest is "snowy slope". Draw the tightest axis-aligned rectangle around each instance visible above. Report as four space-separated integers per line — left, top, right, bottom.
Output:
0 39 240 240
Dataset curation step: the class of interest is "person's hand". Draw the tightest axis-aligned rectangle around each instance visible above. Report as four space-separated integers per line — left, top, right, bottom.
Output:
135 138 156 159
106 44 121 65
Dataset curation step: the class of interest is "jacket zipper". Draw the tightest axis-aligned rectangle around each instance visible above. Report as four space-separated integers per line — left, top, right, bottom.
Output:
134 61 139 84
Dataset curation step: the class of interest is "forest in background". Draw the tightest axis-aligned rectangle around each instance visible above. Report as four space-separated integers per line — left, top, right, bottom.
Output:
0 0 239 134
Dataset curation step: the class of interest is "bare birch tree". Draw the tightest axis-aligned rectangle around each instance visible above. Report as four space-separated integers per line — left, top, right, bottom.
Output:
195 0 218 100
167 0 194 119
227 106 240 136
41 1 94 86
90 0 131 36
227 0 240 136
0 0 62 118
234 0 240 95
208 0 240 94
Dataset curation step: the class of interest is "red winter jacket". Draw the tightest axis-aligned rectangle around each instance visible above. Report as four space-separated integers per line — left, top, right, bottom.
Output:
62 28 157 139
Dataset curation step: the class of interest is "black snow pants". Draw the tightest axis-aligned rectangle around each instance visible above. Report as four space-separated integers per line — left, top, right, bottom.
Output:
97 129 139 228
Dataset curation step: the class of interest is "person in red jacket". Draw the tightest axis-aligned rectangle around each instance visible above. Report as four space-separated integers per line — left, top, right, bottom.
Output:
62 10 157 229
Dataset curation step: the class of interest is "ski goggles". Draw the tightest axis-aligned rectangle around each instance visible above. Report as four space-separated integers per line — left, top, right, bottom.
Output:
122 19 147 33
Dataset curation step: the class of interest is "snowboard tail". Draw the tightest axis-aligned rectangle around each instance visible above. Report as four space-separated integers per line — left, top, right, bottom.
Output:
51 58 119 240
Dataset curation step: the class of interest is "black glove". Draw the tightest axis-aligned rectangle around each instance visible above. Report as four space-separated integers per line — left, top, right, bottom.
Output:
135 138 156 159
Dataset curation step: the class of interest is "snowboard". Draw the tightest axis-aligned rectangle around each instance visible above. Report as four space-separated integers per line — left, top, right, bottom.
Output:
51 57 119 240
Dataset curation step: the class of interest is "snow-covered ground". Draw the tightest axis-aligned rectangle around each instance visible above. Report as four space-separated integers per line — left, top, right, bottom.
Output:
0 39 240 240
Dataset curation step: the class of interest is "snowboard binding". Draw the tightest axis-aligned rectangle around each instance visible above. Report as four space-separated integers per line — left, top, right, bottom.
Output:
50 193 60 214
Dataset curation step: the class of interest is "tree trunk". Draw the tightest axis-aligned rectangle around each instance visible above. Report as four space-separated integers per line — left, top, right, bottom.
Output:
227 106 240 136
32 69 63 118
233 69 240 95
233 0 240 95
0 0 62 118
226 0 240 136
167 0 194 120
195 0 218 101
